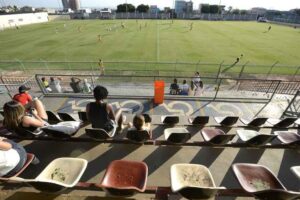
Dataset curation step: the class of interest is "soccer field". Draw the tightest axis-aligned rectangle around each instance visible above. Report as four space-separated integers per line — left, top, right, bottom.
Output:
0 20 299 74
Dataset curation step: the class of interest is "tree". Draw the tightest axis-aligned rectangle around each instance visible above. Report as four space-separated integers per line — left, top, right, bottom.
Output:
201 4 210 14
209 5 219 14
232 9 240 14
240 10 248 15
116 4 135 13
136 4 149 13
292 9 300 16
227 6 233 13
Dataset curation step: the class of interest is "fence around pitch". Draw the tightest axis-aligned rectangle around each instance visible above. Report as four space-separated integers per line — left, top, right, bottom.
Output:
32 74 298 102
0 60 299 80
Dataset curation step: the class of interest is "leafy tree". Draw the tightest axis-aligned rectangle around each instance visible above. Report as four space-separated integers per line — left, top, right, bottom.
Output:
201 4 210 14
240 10 248 15
136 4 149 13
294 9 300 16
232 9 240 14
209 5 219 14
116 4 135 13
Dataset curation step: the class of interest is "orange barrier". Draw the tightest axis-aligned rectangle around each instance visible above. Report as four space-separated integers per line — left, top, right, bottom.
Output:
154 81 164 104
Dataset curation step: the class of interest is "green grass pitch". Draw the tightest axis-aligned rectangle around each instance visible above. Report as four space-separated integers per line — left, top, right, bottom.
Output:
0 20 299 74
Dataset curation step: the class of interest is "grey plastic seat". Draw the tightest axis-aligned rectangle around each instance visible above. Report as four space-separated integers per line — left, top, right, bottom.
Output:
267 118 297 128
161 115 179 125
240 117 268 127
232 163 300 200
164 128 191 144
214 116 239 126
201 128 235 145
85 126 116 141
274 131 300 146
188 116 209 125
126 129 151 143
57 112 77 121
236 130 277 146
78 111 88 123
46 111 62 124
171 164 225 199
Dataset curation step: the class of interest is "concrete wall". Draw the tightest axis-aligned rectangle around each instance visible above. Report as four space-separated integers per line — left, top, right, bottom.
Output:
0 12 48 30
48 15 71 21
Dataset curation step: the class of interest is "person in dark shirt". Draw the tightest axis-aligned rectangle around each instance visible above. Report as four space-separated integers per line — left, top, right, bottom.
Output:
170 78 179 95
70 77 83 93
86 85 124 132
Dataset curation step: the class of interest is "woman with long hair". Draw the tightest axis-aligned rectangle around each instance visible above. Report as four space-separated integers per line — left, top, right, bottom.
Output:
3 100 48 133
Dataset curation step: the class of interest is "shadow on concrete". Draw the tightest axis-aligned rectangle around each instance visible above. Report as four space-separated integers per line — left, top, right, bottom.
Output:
219 148 265 200
143 146 181 175
277 149 300 190
21 141 99 179
190 147 225 167
81 144 140 182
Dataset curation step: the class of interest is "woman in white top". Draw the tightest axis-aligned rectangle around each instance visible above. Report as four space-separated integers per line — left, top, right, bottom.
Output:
0 138 27 177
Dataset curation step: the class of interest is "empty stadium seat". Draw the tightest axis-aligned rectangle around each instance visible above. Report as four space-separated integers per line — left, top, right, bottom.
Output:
188 116 209 125
126 129 151 143
164 128 191 144
267 118 297 128
201 128 235 145
274 131 300 146
100 160 148 196
214 116 239 126
19 157 87 193
232 163 300 200
239 117 268 127
57 112 77 121
0 153 36 180
46 111 62 124
161 116 179 125
78 111 88 123
85 126 116 141
291 166 300 180
170 164 225 199
236 130 277 146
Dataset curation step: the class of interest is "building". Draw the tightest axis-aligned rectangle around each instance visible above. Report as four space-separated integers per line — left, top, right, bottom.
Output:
251 7 267 15
100 8 112 19
175 0 186 14
186 1 193 13
69 0 80 11
61 0 69 10
175 0 193 14
149 5 160 14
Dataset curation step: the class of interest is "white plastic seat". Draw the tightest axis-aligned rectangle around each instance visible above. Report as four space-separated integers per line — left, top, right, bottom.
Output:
164 128 190 144
9 158 88 193
170 164 225 199
291 166 300 180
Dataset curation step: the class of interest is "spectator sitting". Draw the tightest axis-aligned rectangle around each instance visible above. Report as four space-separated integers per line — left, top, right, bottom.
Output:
170 78 179 95
13 85 33 109
41 77 52 92
3 100 48 134
70 77 83 93
49 77 62 93
0 138 27 177
86 85 125 133
82 79 92 93
128 114 152 138
179 80 189 95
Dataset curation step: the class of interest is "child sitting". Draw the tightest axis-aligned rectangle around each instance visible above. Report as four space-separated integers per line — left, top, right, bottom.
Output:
129 114 151 138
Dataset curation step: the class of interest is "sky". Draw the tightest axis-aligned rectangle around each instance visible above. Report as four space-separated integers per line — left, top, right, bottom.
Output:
0 0 299 11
